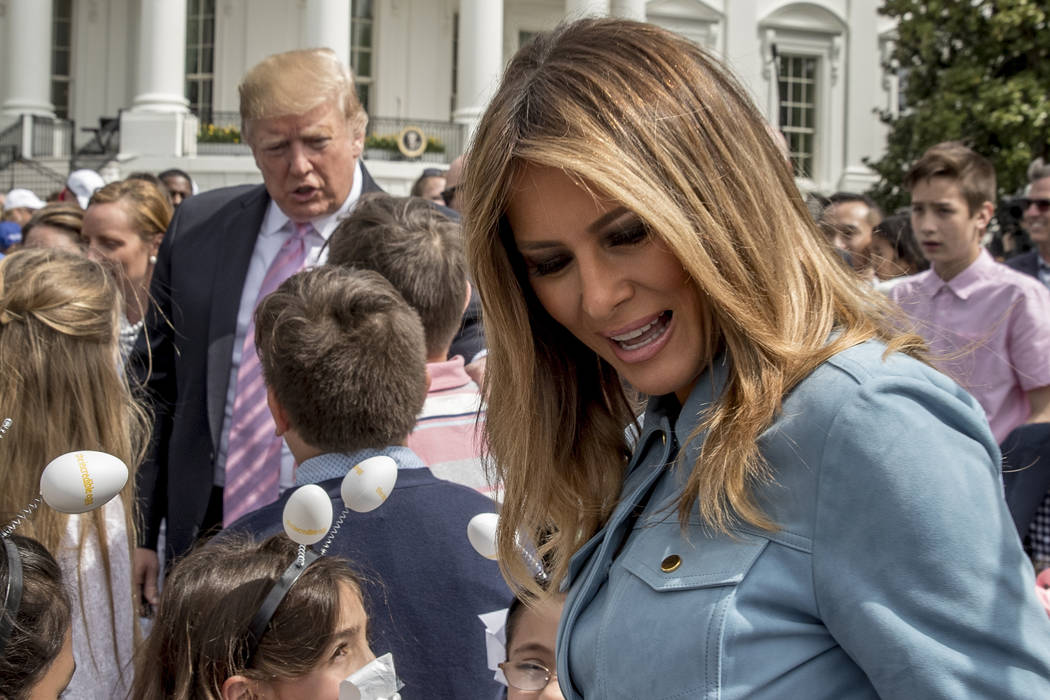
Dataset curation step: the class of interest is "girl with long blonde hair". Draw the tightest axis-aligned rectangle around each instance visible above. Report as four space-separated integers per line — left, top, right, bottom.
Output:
0 247 149 697
465 18 1050 698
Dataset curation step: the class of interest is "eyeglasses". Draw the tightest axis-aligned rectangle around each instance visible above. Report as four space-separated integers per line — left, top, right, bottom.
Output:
441 185 458 207
499 660 556 692
1022 198 1050 213
421 168 446 178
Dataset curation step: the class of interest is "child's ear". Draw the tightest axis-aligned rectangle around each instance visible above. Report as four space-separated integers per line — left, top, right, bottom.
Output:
221 675 258 700
462 280 472 314
266 386 290 437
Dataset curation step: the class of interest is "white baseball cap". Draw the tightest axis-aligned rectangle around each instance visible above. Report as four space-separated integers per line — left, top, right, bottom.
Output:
66 169 105 209
5 188 45 211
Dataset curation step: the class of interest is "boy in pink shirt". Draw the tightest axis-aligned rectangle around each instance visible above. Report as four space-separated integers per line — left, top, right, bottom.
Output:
891 142 1050 441
891 142 1050 566
328 194 493 496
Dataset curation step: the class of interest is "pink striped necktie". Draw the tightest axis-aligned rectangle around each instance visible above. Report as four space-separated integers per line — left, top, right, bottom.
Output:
223 221 314 525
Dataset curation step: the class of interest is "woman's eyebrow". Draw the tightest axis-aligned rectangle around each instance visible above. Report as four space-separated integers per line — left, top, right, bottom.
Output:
588 206 632 233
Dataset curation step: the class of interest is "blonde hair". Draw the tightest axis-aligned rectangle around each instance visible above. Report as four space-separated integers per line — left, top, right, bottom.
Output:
0 248 150 660
88 178 173 243
239 48 367 143
464 19 926 596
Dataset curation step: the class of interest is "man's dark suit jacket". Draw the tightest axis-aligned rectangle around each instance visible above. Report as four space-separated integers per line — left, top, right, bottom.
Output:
222 467 511 700
1005 249 1041 278
132 165 482 560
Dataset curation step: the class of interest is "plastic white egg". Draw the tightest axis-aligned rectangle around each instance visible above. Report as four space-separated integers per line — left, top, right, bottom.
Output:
39 450 129 514
341 456 398 513
467 512 499 560
283 484 333 545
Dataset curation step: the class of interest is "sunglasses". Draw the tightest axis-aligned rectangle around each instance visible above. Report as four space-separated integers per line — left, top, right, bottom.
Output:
441 185 458 207
1022 198 1050 213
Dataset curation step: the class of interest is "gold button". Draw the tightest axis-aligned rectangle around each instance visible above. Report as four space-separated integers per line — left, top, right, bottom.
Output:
660 554 682 573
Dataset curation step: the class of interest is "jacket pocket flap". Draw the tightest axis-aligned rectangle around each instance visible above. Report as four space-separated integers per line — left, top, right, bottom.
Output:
621 529 767 591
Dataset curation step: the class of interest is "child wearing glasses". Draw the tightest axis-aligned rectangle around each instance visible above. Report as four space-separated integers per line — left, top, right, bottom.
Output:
500 595 565 700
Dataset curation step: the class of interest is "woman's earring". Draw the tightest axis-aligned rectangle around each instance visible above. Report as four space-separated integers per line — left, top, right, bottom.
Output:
149 255 157 265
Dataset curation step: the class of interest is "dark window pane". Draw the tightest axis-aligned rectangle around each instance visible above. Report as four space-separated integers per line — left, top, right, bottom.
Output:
352 21 372 49
353 52 372 78
202 49 213 74
203 18 215 41
354 0 373 19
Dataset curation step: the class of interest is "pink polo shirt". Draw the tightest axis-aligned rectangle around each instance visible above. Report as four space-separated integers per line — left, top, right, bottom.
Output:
890 249 1050 442
407 356 497 497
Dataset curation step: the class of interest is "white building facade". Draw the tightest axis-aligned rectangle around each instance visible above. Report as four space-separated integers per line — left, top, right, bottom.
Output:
0 0 898 195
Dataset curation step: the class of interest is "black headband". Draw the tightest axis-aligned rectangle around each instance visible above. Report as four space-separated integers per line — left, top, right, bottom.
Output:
0 538 24 653
244 547 321 666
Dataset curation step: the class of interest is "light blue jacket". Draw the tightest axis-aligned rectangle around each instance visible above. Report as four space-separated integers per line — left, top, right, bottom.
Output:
557 340 1050 699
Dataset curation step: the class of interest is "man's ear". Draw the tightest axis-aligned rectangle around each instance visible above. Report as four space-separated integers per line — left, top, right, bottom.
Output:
462 280 472 314
974 200 995 231
266 385 290 437
221 675 259 700
424 366 432 395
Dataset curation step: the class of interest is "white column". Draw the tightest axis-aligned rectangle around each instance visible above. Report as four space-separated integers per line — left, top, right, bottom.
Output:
2 0 55 117
610 0 645 21
131 0 189 113
121 0 197 158
453 0 503 141
566 0 609 19
302 0 351 67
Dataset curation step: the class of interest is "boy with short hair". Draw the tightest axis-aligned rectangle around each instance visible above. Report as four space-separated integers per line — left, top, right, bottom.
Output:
328 194 492 495
891 142 1050 445
228 265 508 699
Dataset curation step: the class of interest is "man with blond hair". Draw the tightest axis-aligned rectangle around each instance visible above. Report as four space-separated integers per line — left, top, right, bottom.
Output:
130 48 479 604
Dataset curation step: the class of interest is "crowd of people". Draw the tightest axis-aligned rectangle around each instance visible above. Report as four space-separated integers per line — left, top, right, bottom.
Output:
1 16 1049 699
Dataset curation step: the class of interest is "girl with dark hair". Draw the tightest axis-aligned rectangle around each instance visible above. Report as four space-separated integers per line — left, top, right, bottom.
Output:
0 535 75 699
132 535 376 700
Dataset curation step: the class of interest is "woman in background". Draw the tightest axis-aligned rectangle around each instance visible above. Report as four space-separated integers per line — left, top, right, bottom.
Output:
21 203 86 254
0 248 149 697
82 178 172 358
871 213 927 291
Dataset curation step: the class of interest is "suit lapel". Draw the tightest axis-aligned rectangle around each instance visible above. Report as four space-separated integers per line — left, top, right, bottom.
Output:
206 186 270 449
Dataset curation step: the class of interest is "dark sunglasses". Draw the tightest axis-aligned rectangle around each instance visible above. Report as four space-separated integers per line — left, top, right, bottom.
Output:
441 185 458 207
421 168 446 178
1022 198 1050 213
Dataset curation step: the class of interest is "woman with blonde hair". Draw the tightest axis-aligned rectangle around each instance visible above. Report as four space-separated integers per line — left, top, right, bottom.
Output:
465 18 1050 698
82 178 172 358
0 248 149 697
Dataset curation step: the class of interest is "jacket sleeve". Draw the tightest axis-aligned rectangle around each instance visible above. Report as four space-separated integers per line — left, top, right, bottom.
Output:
813 374 1050 698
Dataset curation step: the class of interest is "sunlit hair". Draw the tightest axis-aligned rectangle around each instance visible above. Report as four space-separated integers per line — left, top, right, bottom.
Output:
0 535 72 697
0 248 149 663
464 18 927 597
21 203 85 250
239 48 367 143
254 266 428 453
329 194 467 359
904 141 996 216
88 178 173 243
132 535 367 699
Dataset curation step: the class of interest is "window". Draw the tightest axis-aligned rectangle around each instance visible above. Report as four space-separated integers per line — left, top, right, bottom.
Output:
186 0 216 124
51 0 73 119
352 0 374 114
778 55 818 178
